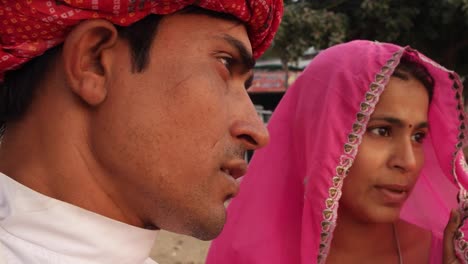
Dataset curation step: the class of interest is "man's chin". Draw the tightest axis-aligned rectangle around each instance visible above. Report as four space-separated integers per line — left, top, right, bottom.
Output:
190 213 227 240
160 205 227 240
192 222 226 241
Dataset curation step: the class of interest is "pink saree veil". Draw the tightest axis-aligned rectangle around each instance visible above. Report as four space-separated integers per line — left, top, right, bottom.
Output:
206 40 468 263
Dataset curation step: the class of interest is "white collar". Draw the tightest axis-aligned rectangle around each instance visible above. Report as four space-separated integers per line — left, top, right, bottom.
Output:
0 173 157 263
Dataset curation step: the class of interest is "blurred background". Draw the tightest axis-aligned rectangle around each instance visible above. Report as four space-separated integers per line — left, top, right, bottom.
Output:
250 0 468 117
152 231 209 264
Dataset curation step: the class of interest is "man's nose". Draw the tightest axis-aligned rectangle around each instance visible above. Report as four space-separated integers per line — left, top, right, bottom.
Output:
230 97 270 151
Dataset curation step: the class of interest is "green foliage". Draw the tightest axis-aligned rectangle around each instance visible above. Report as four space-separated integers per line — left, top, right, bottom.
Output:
269 0 468 93
270 2 346 71
271 0 468 77
316 0 468 74
273 0 468 71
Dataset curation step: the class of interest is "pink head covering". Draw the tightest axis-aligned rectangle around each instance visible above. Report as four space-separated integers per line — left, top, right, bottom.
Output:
0 0 283 80
206 40 468 263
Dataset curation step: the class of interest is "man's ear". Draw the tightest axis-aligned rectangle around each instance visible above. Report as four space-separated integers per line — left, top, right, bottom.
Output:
62 19 119 106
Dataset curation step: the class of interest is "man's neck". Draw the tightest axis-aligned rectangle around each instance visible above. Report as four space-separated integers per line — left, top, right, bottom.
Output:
0 114 144 228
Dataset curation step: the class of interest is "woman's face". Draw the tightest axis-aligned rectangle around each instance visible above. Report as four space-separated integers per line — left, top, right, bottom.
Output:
339 75 430 223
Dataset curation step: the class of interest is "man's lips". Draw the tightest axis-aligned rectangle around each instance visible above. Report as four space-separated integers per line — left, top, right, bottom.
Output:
220 159 247 200
221 160 248 180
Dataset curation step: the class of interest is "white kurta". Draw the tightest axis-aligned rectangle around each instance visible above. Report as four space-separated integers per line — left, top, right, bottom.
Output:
0 173 158 264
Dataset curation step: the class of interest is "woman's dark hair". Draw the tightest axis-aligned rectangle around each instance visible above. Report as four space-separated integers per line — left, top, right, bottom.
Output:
392 54 435 102
0 6 240 135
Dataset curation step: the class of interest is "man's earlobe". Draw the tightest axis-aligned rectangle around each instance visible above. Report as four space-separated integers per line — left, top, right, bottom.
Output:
62 19 119 106
78 73 106 106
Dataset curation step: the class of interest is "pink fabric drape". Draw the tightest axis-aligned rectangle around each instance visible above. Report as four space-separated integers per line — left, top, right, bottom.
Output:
207 40 468 263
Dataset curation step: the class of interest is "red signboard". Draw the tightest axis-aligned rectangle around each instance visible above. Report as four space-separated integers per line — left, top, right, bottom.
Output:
248 70 301 93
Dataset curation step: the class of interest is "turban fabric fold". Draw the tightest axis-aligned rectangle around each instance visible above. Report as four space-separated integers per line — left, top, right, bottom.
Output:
0 0 283 80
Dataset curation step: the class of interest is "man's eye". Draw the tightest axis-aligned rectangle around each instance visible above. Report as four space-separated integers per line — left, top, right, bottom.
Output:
218 57 233 69
411 132 427 144
369 127 390 137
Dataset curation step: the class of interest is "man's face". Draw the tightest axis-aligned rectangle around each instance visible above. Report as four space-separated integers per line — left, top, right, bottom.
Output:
339 76 429 223
89 13 269 239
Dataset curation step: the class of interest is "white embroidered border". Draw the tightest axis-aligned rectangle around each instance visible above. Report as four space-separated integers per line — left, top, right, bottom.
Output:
448 72 468 263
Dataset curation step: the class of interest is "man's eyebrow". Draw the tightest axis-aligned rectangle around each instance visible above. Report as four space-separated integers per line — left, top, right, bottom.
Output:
370 116 429 129
219 33 255 70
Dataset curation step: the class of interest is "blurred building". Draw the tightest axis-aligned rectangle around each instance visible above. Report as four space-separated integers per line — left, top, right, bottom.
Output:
248 56 314 122
244 56 314 161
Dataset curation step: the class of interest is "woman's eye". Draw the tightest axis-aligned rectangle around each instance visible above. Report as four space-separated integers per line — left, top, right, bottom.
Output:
369 127 390 137
411 132 427 143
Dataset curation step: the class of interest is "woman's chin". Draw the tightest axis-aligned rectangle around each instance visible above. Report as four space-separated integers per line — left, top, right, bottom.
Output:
369 206 402 223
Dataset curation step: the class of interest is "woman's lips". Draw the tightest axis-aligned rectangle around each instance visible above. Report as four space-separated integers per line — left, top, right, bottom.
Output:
375 184 409 204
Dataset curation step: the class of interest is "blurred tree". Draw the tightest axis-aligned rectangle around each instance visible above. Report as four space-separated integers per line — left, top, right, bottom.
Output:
325 0 468 98
269 2 346 87
268 0 468 94
326 0 468 72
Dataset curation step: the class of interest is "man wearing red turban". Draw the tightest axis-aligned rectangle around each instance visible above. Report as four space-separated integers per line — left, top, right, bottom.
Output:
0 1 282 263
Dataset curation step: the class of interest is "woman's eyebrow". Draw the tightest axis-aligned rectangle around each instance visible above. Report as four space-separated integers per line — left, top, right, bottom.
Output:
370 116 428 129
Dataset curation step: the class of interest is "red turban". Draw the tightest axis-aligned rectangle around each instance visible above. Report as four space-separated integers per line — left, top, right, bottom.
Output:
0 0 283 80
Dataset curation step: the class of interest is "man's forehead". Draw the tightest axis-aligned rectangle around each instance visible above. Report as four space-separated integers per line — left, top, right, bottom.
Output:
161 13 253 57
